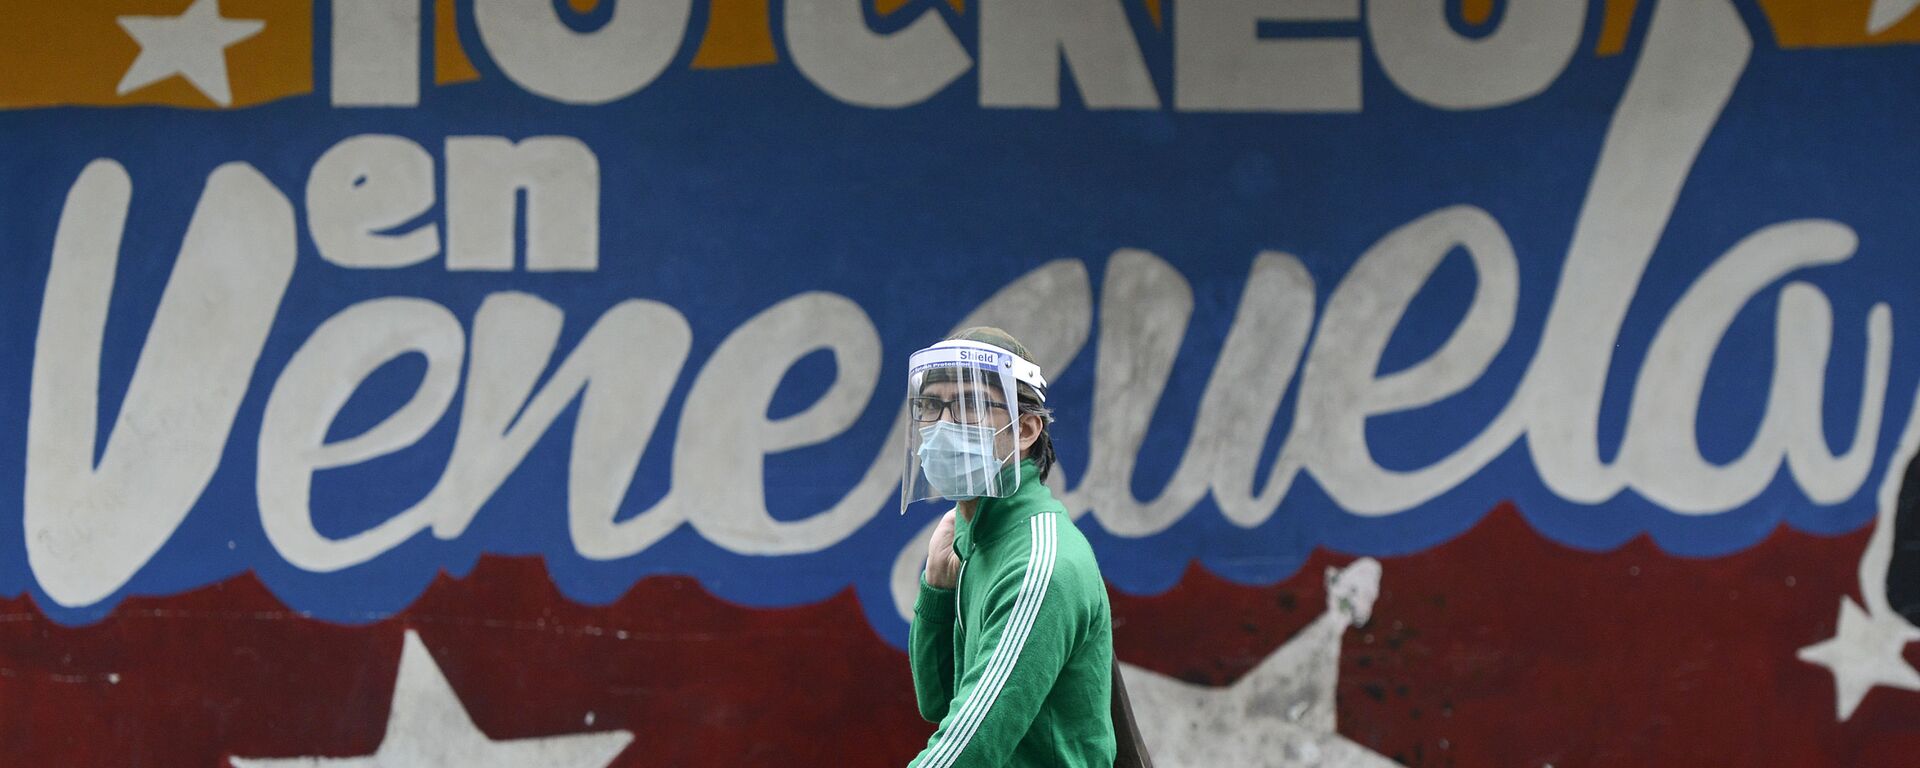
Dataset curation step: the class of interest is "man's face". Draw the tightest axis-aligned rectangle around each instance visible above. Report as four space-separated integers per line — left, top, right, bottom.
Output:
917 379 1015 458
916 376 1039 462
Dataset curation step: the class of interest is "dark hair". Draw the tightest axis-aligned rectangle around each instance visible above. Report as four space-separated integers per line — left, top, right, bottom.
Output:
1015 382 1055 481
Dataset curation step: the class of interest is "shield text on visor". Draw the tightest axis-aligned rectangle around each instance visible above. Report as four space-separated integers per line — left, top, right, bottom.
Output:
900 340 1045 511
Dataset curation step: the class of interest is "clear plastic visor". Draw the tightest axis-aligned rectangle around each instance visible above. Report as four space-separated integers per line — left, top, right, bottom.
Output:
900 346 1023 512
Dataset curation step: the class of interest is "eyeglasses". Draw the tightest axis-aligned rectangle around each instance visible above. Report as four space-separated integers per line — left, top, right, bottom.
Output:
909 395 1008 424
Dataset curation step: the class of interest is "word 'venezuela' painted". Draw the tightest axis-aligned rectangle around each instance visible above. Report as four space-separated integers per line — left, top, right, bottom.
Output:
22 1 1892 615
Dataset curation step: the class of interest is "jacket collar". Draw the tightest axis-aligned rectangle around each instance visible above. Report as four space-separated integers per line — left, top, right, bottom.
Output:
954 460 1047 559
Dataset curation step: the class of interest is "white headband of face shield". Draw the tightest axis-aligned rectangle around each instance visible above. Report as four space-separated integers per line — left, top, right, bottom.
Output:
905 340 1048 402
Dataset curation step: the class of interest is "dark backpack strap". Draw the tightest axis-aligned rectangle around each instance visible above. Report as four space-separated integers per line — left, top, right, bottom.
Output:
1110 657 1156 768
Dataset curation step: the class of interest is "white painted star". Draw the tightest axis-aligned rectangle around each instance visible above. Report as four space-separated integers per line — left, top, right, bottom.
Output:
115 0 264 106
1797 597 1920 721
1870 0 1920 33
1121 559 1397 768
230 630 633 768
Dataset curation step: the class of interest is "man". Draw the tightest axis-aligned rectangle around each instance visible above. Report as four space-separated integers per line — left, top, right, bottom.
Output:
903 327 1116 768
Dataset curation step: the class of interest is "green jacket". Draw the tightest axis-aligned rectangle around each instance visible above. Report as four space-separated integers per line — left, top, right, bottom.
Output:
908 460 1116 768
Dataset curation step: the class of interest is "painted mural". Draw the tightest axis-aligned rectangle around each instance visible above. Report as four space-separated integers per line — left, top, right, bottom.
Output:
4 0 1920 765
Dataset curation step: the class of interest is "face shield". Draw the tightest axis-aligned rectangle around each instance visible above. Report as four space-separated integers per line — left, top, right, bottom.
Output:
900 340 1049 512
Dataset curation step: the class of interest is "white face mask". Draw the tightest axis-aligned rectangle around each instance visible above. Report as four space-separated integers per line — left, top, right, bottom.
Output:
916 420 1009 501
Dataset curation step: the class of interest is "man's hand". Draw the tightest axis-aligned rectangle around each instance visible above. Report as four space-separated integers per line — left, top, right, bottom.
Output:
925 509 960 589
